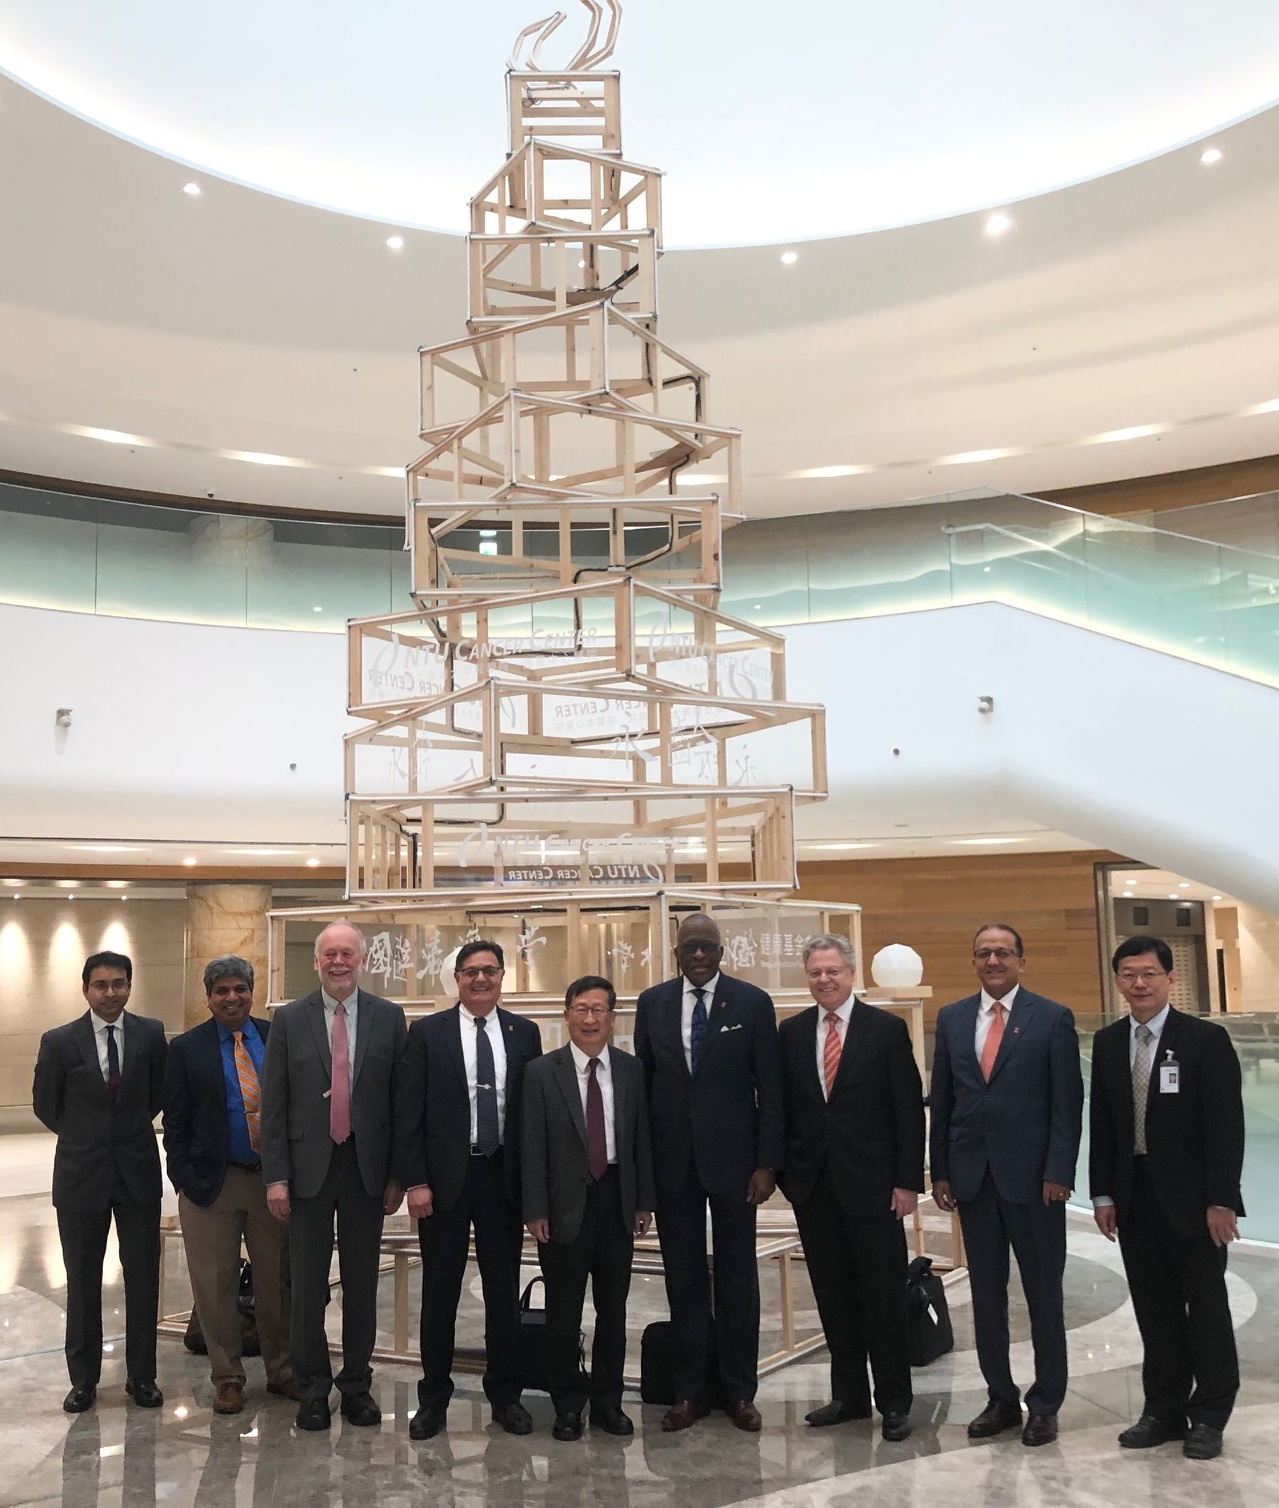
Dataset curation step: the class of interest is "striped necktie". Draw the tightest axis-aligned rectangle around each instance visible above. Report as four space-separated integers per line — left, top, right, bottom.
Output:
823 1010 842 1098
232 1029 261 1154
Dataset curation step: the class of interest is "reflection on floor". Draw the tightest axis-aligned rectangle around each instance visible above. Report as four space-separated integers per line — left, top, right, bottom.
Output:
3 1133 1277 1508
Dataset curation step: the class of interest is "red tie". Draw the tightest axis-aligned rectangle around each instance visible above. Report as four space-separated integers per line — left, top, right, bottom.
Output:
823 1011 842 1098
586 1057 608 1182
980 1000 1005 1082
330 1000 352 1145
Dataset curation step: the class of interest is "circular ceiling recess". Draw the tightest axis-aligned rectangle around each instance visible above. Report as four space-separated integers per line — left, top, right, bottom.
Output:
2 0 1279 246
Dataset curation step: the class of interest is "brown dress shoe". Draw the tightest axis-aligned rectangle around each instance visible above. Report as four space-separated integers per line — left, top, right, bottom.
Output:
267 1378 301 1401
213 1382 244 1415
726 1399 762 1432
661 1399 709 1432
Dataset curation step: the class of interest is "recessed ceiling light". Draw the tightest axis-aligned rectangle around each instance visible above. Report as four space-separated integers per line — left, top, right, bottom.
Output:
1212 895 1223 901
753 603 762 609
1121 890 1133 897
313 605 323 613
984 211 1012 237
479 529 497 538
58 880 79 889
1168 893 1180 899
105 880 128 889
1200 147 1222 165
305 858 321 868
183 182 201 197
1178 882 1190 888
779 250 798 265
1085 423 1167 445
386 235 405 250
182 856 198 867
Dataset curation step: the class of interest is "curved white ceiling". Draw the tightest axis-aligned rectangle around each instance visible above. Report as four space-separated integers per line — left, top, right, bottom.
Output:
3 1 1279 246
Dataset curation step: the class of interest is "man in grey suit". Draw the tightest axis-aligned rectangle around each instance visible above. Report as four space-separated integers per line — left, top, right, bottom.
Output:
523 975 655 1441
33 950 169 1413
261 922 407 1432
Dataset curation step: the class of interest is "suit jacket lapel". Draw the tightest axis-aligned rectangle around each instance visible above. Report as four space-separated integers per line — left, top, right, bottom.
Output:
200 1018 230 1108
76 1014 107 1092
609 1045 631 1143
694 977 735 1075
833 1000 870 1093
352 990 373 1086
445 1004 467 1090
956 995 983 1078
666 981 692 1079
304 994 332 1076
553 1047 587 1145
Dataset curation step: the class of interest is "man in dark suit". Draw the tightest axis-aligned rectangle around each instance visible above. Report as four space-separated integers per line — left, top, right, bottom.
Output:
397 939 542 1439
930 924 1083 1447
33 950 169 1413
523 974 655 1441
162 955 295 1415
260 922 407 1432
779 934 924 1441
634 911 785 1432
1090 935 1244 1461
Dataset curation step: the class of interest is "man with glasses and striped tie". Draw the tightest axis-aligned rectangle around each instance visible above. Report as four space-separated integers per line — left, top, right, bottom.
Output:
163 956 295 1415
930 924 1083 1448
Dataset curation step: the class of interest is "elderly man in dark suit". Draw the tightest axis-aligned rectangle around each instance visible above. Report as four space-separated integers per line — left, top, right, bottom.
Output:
260 921 407 1432
33 950 169 1413
634 911 785 1433
930 923 1083 1447
1091 935 1245 1461
523 974 655 1441
397 939 542 1440
163 955 295 1415
778 934 924 1441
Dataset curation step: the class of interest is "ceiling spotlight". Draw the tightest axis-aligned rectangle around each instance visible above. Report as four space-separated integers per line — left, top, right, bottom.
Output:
305 858 321 868
779 251 798 265
1212 895 1223 901
984 211 1013 238
1200 147 1223 166
1121 890 1133 897
183 182 201 197
182 856 198 868
1178 881 1190 888
1167 893 1180 900
386 235 405 250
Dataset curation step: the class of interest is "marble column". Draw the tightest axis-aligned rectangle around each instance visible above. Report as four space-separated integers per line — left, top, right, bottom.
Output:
184 884 272 1028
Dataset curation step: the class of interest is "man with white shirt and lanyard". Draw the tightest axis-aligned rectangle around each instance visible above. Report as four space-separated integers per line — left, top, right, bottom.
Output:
396 940 542 1440
522 974 655 1440
930 924 1083 1448
34 951 169 1414
1090 934 1244 1461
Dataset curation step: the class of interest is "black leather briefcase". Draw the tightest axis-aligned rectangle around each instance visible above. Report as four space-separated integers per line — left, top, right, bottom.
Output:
906 1256 954 1366
518 1275 585 1393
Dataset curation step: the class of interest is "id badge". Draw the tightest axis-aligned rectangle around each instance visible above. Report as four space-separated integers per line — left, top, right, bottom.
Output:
1159 1061 1179 1094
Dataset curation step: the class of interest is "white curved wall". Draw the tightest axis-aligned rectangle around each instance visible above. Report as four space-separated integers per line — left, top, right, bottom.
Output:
3 600 1277 912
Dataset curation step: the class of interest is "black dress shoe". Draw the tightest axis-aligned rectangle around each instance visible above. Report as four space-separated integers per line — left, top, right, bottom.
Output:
591 1405 634 1436
125 1379 163 1409
967 1399 1023 1438
1022 1413 1058 1447
552 1411 583 1441
340 1392 382 1427
1118 1414 1187 1449
805 1399 872 1427
1183 1423 1224 1460
881 1411 912 1442
63 1386 96 1414
409 1405 447 1441
295 1398 332 1432
492 1401 533 1436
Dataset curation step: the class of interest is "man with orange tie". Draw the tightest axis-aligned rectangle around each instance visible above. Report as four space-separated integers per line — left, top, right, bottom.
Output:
261 922 407 1432
163 956 294 1414
930 925 1083 1447
778 935 924 1441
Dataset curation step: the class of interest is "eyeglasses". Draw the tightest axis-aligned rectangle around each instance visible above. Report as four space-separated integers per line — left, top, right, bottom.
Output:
807 968 850 981
567 1004 613 1018
87 980 129 993
974 948 1018 962
457 965 503 980
1116 969 1168 984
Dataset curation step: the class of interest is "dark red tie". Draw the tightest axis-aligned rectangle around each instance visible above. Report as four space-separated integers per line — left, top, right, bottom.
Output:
586 1057 608 1182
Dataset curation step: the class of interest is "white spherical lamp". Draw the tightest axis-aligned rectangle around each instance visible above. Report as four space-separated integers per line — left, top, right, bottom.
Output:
870 944 924 988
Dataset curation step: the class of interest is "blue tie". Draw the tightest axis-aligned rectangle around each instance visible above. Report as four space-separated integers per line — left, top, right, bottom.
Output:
474 1014 500 1156
690 987 708 1071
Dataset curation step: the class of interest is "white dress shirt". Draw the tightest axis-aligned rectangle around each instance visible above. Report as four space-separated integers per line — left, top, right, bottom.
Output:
1092 1004 1172 1210
321 988 358 1092
459 1004 508 1144
974 984 1020 1059
815 996 854 1100
569 1043 617 1163
681 972 721 1071
90 1010 125 1079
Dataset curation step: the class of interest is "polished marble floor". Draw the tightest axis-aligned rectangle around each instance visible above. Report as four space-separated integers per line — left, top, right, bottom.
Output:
3 1134 1277 1508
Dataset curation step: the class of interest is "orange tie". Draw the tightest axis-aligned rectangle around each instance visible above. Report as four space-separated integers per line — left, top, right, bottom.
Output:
232 1029 261 1154
980 1000 1005 1082
823 1010 843 1098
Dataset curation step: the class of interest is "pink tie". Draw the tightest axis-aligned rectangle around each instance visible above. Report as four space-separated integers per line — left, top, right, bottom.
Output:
330 999 352 1144
980 1000 1005 1082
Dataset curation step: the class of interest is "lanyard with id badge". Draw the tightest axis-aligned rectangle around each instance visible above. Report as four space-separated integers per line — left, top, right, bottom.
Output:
1159 1050 1179 1094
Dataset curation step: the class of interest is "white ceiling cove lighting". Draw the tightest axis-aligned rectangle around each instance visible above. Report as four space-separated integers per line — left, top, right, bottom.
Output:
4 2 1279 244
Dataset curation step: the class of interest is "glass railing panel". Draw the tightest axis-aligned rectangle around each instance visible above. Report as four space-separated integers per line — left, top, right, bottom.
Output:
93 503 249 626
1216 548 1279 685
246 522 402 631
720 515 810 624
805 504 953 621
0 490 98 611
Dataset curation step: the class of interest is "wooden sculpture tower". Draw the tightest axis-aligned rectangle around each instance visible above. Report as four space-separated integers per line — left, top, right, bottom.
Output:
267 1 861 1017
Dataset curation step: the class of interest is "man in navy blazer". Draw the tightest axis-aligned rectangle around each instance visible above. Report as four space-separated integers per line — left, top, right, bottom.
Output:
930 924 1083 1448
163 955 294 1414
396 939 542 1440
634 911 785 1433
